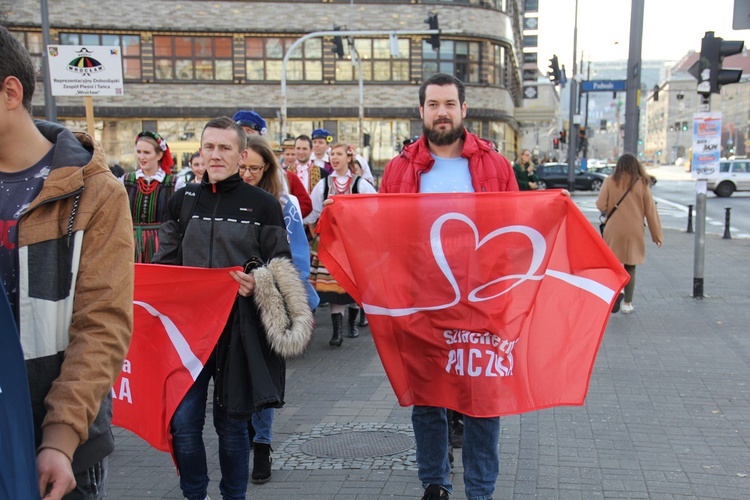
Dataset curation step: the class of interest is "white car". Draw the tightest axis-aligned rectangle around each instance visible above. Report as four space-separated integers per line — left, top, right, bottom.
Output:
707 158 750 197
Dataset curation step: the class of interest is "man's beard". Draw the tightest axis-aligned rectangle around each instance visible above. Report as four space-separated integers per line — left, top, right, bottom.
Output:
423 120 465 146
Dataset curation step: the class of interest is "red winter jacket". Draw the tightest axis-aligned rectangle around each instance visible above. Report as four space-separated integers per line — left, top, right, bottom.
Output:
380 132 519 194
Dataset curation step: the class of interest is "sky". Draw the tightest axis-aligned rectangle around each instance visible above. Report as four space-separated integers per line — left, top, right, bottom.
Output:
536 0 750 73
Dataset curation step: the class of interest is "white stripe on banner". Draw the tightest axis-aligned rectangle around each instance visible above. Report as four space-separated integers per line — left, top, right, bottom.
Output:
545 270 615 302
133 301 204 381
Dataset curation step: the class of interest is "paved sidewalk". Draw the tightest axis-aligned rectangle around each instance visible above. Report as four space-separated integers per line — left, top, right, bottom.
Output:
108 223 750 499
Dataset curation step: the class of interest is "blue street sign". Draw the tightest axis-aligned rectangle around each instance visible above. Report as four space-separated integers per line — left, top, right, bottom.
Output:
581 80 627 92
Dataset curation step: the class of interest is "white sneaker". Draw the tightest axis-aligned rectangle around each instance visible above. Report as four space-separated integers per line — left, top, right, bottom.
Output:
621 303 634 314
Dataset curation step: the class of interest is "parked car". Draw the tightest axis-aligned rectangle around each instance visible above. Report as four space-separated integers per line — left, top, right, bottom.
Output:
707 158 750 197
536 163 607 191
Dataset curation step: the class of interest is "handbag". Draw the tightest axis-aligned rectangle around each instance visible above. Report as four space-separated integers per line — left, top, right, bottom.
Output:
599 176 639 236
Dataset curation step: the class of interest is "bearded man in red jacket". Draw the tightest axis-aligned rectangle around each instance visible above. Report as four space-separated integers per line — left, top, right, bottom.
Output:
380 73 518 500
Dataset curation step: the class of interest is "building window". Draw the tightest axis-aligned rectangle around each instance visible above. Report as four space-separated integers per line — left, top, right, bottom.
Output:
335 38 410 82
59 33 142 80
422 40 480 83
154 36 232 82
10 31 44 79
486 44 505 87
245 37 322 82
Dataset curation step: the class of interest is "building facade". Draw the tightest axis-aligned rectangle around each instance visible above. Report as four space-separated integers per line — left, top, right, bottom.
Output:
6 0 528 174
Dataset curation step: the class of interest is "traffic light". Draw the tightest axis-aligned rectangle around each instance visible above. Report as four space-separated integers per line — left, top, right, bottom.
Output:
578 126 587 153
682 121 689 131
425 13 440 50
652 84 659 101
332 26 345 59
559 130 566 144
699 31 744 94
553 138 560 149
548 55 561 85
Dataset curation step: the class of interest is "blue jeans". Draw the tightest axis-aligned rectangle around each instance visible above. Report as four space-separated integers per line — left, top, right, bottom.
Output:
251 408 274 445
412 406 500 500
171 357 250 500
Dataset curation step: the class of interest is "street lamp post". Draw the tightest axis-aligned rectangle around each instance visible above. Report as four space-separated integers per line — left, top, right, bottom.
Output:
565 0 579 192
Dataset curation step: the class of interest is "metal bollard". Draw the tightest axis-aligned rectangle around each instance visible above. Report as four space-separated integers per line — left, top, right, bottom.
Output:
686 204 693 233
723 207 732 239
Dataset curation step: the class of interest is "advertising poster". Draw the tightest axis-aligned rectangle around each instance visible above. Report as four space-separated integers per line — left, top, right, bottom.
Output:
691 113 722 178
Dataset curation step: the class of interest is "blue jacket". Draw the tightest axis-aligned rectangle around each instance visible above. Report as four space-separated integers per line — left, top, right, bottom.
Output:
0 281 40 499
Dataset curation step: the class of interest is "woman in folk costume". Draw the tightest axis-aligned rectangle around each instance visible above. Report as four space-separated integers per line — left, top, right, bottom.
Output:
306 143 377 347
122 131 176 262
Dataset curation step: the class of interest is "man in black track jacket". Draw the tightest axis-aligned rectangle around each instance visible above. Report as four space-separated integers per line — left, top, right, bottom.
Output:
153 116 291 500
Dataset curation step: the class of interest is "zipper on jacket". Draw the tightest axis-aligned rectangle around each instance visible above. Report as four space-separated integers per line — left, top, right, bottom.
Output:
208 189 220 268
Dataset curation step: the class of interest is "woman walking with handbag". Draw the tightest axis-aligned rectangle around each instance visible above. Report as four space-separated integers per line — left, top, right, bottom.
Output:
596 153 663 314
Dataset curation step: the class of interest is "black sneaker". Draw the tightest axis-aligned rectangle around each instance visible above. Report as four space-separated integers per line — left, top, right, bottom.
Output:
421 484 450 499
611 292 624 314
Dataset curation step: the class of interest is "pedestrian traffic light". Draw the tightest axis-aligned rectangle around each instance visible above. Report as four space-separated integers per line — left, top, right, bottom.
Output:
652 84 659 101
548 55 561 85
553 138 560 149
578 126 587 153
700 31 744 94
682 121 688 131
332 26 345 59
559 130 566 144
425 13 440 50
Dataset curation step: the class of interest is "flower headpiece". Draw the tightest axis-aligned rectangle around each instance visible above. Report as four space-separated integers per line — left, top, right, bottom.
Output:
136 130 174 173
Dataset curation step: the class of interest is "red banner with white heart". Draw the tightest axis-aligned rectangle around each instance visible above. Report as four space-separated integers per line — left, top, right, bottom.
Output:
317 191 628 417
112 264 240 454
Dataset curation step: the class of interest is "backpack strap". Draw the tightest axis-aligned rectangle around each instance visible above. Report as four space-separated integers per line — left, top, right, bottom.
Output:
179 183 201 239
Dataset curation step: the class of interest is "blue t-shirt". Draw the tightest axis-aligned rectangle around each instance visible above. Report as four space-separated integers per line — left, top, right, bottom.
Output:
0 146 54 322
419 153 474 193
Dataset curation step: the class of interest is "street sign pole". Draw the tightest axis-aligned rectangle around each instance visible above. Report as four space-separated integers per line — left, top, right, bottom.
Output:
624 0 644 154
566 0 579 192
692 94 712 299
40 0 57 122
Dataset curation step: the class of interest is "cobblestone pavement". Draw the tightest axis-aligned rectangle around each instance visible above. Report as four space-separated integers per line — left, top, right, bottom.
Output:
107 214 750 499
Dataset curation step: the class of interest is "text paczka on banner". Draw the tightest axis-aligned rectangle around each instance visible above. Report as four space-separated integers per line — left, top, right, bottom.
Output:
112 264 240 454
316 191 629 417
